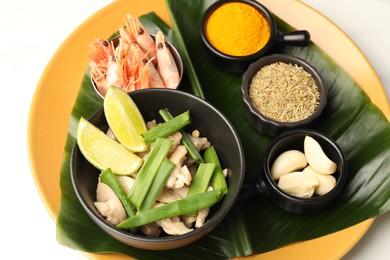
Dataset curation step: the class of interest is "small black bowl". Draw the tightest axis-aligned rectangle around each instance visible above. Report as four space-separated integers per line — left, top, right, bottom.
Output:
263 129 347 214
70 88 245 250
92 34 184 100
200 0 310 73
241 53 327 137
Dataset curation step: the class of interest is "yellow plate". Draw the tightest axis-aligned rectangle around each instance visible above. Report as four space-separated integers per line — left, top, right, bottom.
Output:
27 0 390 259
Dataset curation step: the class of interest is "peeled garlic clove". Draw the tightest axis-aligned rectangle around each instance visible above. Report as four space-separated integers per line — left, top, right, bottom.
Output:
271 150 307 180
304 136 337 175
303 166 336 196
278 171 318 198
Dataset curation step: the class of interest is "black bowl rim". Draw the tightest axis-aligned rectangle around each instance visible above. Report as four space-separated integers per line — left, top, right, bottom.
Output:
70 88 245 245
263 129 348 204
91 34 184 100
241 53 327 129
200 0 278 61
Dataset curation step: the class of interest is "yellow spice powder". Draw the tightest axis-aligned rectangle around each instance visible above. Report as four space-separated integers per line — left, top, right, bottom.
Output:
205 2 271 56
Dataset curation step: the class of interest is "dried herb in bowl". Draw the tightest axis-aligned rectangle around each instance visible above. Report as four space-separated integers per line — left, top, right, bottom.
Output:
249 62 320 123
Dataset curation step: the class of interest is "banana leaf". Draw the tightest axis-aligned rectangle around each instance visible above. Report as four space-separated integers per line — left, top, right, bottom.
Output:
56 0 390 259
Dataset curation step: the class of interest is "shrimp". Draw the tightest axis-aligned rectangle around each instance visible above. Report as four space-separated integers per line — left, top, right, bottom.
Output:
119 26 135 47
88 38 113 63
102 41 126 90
155 31 180 89
88 15 176 96
88 38 114 96
89 60 108 96
88 38 127 95
125 14 157 63
138 66 150 90
106 57 124 90
130 44 165 89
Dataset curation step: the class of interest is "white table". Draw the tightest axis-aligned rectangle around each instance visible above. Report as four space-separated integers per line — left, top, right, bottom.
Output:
1 0 389 259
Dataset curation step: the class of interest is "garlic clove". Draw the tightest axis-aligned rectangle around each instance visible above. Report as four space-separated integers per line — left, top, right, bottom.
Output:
303 166 336 196
304 136 337 175
278 171 318 198
271 150 307 180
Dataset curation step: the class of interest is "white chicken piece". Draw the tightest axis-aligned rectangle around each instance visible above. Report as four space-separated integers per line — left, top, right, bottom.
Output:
96 182 116 202
94 176 135 225
146 119 182 156
171 185 189 199
141 223 161 237
195 207 210 228
156 216 193 235
94 199 127 225
182 215 197 228
116 176 135 195
195 186 213 228
168 145 187 165
157 188 179 203
166 131 182 157
152 202 193 235
146 119 157 129
176 165 192 188
157 186 189 203
94 183 127 225
166 145 192 189
188 133 210 151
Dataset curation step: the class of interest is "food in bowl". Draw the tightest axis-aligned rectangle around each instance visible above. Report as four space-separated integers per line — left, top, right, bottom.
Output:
76 86 229 237
262 129 347 214
200 0 310 73
204 1 271 57
271 135 337 198
71 87 245 249
88 14 181 97
241 54 327 136
249 62 320 123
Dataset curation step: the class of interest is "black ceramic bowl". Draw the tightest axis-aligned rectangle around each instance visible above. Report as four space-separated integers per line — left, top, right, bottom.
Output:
262 129 347 214
241 53 327 137
200 0 310 73
70 88 245 250
92 34 184 100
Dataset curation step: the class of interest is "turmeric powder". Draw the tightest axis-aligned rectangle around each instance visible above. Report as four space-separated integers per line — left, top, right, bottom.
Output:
205 2 271 57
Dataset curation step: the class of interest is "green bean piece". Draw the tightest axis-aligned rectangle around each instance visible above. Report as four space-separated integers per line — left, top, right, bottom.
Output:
186 163 216 216
128 137 172 209
204 146 228 200
187 163 216 197
159 108 204 163
141 110 191 145
140 157 175 211
100 168 135 217
117 189 221 229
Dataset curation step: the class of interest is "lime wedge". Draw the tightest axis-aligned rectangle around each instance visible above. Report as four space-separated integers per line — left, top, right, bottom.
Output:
104 85 148 152
76 117 143 175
